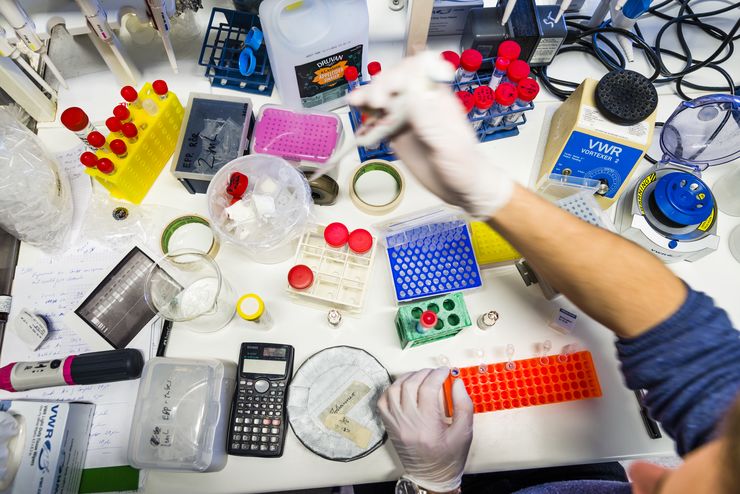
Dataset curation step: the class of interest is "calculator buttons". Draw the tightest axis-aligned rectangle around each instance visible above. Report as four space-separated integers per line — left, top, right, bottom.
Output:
254 380 270 393
269 445 277 452
272 419 281 426
260 445 268 451
271 428 279 434
270 436 278 443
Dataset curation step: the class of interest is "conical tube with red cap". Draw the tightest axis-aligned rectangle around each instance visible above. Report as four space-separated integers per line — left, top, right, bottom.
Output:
503 78 540 124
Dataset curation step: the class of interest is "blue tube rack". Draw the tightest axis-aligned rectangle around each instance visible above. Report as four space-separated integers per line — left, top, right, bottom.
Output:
347 56 534 162
198 8 275 95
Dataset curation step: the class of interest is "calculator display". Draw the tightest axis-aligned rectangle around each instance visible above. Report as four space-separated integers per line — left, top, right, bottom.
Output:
263 347 287 358
242 359 286 376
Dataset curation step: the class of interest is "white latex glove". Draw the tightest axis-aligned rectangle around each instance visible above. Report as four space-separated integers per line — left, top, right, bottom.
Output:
378 367 474 493
347 53 514 219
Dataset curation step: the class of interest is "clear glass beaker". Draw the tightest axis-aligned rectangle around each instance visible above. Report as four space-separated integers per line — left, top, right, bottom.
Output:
144 250 236 332
729 225 740 264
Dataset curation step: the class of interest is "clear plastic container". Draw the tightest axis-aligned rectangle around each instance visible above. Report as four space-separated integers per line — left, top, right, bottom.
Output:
128 357 236 472
206 155 313 263
259 0 369 111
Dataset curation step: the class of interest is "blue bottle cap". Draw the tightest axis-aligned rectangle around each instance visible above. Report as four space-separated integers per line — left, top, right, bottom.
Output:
652 172 713 226
239 48 257 77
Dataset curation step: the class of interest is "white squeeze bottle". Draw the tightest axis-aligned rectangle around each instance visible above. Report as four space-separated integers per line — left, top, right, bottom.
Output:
259 0 369 111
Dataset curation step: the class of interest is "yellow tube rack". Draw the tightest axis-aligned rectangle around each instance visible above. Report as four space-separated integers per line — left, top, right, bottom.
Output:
86 82 185 204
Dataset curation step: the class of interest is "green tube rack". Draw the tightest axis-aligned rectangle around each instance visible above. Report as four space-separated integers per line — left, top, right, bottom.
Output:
395 292 472 349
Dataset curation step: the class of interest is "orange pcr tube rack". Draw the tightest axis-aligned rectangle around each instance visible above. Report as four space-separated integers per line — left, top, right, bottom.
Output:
443 351 603 416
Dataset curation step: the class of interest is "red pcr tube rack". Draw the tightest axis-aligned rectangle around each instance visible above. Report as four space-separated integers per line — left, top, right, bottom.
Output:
443 351 603 416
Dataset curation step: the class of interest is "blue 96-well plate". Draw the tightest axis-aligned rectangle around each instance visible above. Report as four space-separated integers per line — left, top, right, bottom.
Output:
385 219 481 302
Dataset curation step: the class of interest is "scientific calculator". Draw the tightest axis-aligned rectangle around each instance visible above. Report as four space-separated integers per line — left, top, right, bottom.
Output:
228 342 294 457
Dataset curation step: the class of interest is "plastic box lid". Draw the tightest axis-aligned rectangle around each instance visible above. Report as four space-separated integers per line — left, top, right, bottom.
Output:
659 94 740 170
128 357 235 472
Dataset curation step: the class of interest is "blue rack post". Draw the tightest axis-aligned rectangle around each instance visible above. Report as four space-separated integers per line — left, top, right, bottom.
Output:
347 56 535 162
198 8 275 95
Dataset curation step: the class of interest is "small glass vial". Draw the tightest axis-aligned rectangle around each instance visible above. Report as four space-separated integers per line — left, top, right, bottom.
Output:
237 293 273 330
344 66 360 91
121 85 143 109
417 310 437 334
87 131 110 153
488 57 510 91
113 104 132 124
475 348 486 374
142 99 159 116
327 308 342 328
152 79 169 100
488 83 517 129
97 157 116 175
121 122 139 144
477 310 499 330
457 49 483 88
539 340 552 365
504 78 540 124
109 139 128 159
471 86 494 130
505 343 516 371
79 152 98 169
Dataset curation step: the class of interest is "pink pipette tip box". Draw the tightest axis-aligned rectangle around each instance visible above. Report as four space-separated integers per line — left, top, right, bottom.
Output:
251 105 343 163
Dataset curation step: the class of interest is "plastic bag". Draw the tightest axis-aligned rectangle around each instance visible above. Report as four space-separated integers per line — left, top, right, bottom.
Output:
0 108 73 252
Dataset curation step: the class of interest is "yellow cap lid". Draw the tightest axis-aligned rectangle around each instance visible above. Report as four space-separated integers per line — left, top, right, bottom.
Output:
237 294 265 321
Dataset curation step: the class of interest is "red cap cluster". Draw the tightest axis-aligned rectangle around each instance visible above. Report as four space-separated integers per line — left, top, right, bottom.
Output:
497 40 521 61
441 50 461 69
507 59 530 83
456 91 475 113
495 83 518 107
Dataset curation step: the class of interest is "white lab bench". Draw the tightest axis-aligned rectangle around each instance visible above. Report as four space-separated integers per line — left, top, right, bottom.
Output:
11 0 740 492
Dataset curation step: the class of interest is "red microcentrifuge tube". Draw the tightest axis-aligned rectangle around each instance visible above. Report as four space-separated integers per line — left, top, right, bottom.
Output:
121 85 142 108
97 157 115 175
79 152 98 168
152 80 169 100
121 122 138 143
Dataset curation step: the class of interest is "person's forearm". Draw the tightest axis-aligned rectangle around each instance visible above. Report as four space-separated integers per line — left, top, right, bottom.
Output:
487 185 687 338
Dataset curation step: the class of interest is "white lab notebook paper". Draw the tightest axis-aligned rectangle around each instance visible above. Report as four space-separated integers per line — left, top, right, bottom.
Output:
0 242 162 469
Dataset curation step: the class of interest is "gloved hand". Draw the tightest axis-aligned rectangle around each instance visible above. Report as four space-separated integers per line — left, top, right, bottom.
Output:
378 367 474 493
347 53 514 219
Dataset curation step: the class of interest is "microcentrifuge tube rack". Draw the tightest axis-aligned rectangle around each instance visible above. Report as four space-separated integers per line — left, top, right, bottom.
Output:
381 210 482 302
443 351 603 416
470 221 521 268
88 82 185 204
395 292 472 349
286 224 376 312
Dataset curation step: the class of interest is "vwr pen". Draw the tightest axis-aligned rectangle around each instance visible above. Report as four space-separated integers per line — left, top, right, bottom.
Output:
0 348 144 392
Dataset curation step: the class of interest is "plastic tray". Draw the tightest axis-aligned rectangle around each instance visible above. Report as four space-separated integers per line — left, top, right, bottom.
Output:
171 92 254 194
287 224 376 311
251 104 343 163
470 221 521 268
443 351 602 416
377 208 482 302
395 292 471 349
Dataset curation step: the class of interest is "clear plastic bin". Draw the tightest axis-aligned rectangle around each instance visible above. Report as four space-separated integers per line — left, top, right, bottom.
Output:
206 154 313 263
128 357 236 472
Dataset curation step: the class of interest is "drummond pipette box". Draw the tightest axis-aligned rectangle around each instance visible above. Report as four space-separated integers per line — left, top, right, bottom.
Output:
1 401 94 494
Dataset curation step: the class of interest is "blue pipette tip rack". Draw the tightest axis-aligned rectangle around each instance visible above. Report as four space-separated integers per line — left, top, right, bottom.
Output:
198 8 275 95
379 209 482 302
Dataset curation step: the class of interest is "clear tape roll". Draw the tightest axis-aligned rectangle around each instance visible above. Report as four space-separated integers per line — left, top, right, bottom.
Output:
349 160 405 215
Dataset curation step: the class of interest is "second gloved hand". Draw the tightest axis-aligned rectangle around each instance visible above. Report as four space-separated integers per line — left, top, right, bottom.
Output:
378 367 474 493
347 53 514 220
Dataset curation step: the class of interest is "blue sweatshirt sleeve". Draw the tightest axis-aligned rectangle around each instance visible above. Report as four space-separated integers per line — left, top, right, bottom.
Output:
615 286 740 456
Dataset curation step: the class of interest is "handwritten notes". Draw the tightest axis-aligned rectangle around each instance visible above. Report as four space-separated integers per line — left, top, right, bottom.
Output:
0 242 161 469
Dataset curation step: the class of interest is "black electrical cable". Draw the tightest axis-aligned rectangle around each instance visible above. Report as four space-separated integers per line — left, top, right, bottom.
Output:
537 0 739 101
